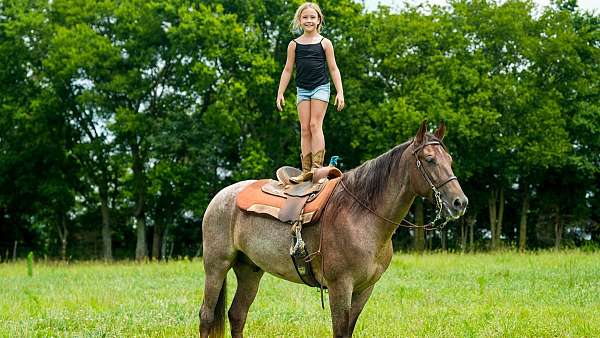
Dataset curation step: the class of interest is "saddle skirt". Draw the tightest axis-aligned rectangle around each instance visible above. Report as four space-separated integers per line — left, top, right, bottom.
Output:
236 166 342 225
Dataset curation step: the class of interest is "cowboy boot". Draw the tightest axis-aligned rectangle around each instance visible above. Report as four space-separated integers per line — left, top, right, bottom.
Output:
312 149 326 170
289 153 313 183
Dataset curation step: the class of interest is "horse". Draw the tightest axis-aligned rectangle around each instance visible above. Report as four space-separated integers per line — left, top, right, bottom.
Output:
199 121 468 337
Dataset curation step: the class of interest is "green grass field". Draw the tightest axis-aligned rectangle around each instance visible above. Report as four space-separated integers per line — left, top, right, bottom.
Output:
1 251 599 337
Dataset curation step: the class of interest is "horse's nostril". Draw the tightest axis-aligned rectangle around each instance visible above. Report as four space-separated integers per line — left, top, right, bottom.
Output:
453 197 467 210
453 198 462 209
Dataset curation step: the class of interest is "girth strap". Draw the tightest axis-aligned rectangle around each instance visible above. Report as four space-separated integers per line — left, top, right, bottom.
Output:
290 248 321 288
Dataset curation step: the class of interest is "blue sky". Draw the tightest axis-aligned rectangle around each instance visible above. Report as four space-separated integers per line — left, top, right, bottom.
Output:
362 0 599 13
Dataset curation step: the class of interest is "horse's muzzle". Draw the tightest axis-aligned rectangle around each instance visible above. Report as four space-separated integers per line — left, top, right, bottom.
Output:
449 195 468 218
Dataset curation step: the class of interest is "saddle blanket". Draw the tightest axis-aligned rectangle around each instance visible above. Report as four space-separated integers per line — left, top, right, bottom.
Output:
236 177 341 224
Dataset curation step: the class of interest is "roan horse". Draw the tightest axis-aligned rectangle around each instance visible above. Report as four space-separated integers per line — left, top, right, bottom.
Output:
199 121 468 337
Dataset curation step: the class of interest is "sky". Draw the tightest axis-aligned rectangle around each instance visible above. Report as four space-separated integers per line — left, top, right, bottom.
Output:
363 0 600 13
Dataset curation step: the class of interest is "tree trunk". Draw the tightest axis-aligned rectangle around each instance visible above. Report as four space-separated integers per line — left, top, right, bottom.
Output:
469 217 474 252
428 231 433 250
519 184 529 253
57 214 68 261
554 205 562 250
496 187 505 248
100 195 112 261
132 141 147 261
135 216 147 260
414 198 425 254
61 239 67 261
488 190 497 249
152 223 164 260
488 187 505 250
161 225 169 260
441 228 447 251
460 218 467 252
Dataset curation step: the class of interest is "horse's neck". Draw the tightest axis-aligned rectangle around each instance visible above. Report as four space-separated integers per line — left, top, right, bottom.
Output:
378 153 416 237
345 146 416 240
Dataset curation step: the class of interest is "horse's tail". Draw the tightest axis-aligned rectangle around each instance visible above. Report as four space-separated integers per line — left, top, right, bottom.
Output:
210 276 227 338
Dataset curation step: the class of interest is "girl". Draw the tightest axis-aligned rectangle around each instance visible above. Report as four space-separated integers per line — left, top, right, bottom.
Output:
276 2 345 183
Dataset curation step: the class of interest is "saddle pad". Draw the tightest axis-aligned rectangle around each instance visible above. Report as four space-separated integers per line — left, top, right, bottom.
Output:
236 177 341 224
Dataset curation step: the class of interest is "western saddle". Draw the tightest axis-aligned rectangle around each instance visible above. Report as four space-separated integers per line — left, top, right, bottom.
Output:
236 165 342 288
237 165 342 227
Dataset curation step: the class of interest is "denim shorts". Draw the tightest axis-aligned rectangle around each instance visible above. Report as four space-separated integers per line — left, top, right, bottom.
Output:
297 83 330 104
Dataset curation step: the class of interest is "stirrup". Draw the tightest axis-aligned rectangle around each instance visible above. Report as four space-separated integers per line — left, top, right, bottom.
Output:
290 222 305 255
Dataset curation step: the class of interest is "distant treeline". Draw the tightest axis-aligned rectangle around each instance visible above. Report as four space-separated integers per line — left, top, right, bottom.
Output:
0 0 598 260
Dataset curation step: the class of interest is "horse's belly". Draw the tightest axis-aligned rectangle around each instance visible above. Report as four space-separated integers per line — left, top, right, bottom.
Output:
233 212 313 284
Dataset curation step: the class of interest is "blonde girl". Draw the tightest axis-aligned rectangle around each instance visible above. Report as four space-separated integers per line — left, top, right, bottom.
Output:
276 2 345 183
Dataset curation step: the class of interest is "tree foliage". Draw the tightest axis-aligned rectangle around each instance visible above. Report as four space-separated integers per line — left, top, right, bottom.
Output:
0 0 598 259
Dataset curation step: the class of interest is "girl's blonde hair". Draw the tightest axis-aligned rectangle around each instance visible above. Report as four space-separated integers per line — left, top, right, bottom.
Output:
291 2 324 33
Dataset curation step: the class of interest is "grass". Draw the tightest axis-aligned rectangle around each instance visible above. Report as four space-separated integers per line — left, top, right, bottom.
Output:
1 251 599 337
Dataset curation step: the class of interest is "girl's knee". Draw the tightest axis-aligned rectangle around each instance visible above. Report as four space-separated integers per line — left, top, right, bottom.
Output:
309 120 322 134
300 124 311 137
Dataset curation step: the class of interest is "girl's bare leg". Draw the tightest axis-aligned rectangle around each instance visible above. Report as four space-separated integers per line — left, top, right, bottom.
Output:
309 99 328 152
297 100 312 156
289 100 315 183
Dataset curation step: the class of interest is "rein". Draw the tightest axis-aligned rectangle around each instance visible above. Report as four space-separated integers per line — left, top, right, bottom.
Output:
340 140 457 230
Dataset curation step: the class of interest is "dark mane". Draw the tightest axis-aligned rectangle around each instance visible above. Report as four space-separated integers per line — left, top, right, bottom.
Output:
340 139 413 212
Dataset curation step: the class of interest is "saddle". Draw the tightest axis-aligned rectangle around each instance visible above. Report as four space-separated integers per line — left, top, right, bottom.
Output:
236 166 342 225
237 165 341 291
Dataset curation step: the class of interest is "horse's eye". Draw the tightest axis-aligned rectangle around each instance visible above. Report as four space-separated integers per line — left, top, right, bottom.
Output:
425 156 435 163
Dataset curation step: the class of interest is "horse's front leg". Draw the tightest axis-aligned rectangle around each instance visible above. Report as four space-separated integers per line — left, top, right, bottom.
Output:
349 285 374 336
328 279 353 338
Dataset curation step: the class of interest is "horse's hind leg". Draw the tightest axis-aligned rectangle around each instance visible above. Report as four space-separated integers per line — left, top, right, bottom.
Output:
199 226 236 337
199 183 242 337
199 257 232 338
228 256 264 338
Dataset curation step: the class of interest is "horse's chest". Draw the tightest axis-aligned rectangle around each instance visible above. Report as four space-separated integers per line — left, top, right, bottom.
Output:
373 244 393 276
349 243 393 290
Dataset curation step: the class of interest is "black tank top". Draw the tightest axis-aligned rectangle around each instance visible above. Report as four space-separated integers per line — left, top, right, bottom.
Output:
294 38 329 90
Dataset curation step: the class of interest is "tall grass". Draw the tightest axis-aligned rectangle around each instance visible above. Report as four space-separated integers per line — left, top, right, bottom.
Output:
1 251 599 337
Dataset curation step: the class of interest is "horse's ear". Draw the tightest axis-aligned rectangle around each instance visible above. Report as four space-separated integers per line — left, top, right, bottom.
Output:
415 120 427 146
434 121 446 141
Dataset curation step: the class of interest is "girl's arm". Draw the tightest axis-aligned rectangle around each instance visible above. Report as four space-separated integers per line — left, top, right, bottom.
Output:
322 38 345 111
276 41 296 111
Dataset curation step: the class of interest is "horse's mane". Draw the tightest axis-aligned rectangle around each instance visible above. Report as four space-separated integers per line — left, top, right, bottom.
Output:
338 138 414 214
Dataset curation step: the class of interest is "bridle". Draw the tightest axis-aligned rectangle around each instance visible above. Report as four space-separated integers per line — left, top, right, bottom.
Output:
412 140 457 192
410 140 457 228
340 139 458 230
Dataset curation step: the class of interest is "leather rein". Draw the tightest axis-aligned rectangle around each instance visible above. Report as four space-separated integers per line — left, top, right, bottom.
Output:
340 140 457 230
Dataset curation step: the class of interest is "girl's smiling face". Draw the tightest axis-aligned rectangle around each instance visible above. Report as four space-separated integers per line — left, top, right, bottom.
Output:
300 8 320 33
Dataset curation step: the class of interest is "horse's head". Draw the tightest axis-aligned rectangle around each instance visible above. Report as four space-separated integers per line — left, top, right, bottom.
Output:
409 121 468 219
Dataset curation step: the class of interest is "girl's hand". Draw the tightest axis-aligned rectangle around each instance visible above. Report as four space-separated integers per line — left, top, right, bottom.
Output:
276 94 285 111
335 92 345 111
